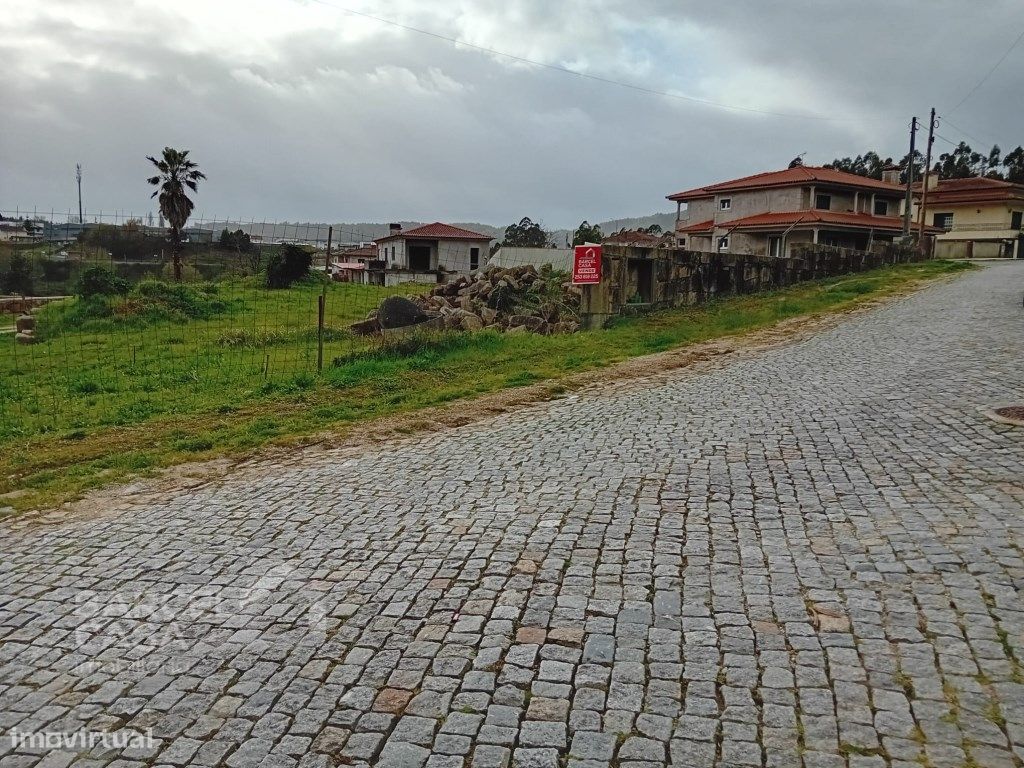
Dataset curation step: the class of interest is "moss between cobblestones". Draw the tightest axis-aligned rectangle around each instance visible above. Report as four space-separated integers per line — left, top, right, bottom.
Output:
0 259 973 515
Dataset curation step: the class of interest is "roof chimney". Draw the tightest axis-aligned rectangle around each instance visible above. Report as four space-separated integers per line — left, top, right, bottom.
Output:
881 164 901 185
389 223 402 233
925 171 940 191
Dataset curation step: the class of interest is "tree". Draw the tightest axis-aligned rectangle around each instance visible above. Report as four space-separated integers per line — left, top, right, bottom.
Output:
645 224 663 235
146 147 206 282
218 228 252 253
897 149 925 185
0 253 35 296
831 141 1023 183
825 151 890 180
265 244 313 289
573 220 603 246
935 141 983 179
1004 146 1024 183
502 217 549 248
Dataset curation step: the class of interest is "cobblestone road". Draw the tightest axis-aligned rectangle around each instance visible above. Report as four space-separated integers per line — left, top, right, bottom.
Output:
2 262 1023 768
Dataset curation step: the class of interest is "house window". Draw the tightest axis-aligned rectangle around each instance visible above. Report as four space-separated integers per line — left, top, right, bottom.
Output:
717 236 730 252
933 213 953 229
873 199 889 216
470 247 480 271
767 236 783 257
719 198 732 211
815 194 832 210
1012 211 1023 230
391 246 396 260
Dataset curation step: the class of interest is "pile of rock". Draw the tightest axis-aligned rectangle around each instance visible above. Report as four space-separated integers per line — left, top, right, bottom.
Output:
14 314 36 345
356 265 581 336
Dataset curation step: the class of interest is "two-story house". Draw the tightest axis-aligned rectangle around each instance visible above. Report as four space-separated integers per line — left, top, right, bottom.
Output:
668 165 910 256
913 176 1024 259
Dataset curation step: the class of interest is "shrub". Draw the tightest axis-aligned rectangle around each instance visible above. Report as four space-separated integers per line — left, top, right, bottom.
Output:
265 244 313 289
77 266 130 299
159 262 202 282
134 280 226 320
0 253 35 296
41 258 73 284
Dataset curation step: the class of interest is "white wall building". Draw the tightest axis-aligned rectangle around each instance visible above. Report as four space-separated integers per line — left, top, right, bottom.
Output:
375 222 493 275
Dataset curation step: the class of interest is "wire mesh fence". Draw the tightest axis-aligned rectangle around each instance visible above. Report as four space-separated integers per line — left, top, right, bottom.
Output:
1 209 563 442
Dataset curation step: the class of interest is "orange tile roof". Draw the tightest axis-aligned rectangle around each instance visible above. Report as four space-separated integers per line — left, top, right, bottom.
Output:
377 222 493 242
677 218 715 234
914 177 1024 205
717 209 936 232
668 166 904 201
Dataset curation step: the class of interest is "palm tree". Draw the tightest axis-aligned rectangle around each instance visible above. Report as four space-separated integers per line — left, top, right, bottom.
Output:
146 147 206 282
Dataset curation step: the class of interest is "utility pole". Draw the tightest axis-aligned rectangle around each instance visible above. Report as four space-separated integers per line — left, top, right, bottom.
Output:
76 164 83 224
917 108 937 243
902 117 918 238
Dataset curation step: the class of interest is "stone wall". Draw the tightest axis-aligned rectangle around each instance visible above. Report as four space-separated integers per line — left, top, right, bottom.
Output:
581 243 924 327
0 296 67 315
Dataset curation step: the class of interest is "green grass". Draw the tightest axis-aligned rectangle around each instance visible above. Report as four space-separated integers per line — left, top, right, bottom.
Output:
0 260 971 513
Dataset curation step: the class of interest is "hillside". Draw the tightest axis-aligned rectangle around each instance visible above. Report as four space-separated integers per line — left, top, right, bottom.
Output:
207 213 675 246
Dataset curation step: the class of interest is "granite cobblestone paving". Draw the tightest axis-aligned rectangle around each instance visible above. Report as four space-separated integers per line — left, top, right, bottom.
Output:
1 262 1023 767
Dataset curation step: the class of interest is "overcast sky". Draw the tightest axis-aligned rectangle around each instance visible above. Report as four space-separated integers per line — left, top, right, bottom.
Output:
2 0 1023 228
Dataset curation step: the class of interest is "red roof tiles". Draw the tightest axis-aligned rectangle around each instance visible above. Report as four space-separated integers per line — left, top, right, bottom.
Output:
914 177 1024 205
376 222 493 242
668 166 904 201
677 219 715 234
716 210 928 232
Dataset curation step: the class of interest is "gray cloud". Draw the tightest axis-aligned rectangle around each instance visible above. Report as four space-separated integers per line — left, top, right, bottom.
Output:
2 0 1021 228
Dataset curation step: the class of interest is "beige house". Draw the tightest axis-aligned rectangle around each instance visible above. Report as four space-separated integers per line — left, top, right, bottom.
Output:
913 176 1024 259
669 165 913 256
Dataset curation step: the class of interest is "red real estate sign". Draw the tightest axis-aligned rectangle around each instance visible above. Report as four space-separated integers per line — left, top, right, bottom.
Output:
572 245 602 285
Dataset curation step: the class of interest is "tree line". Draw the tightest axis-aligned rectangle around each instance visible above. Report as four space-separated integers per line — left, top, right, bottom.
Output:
498 217 663 249
826 142 1024 184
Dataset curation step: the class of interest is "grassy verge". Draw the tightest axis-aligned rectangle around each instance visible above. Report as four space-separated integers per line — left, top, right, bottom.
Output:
0 259 971 514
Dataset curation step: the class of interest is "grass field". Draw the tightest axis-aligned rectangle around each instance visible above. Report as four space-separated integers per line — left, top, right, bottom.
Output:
0 259 971 513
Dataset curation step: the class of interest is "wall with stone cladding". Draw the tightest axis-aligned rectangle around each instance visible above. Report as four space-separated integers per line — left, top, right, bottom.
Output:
582 243 925 324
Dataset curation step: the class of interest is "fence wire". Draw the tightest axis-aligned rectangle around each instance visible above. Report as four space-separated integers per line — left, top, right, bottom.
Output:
0 209 536 442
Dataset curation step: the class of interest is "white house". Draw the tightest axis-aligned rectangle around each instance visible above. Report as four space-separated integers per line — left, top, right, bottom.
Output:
375 222 493 275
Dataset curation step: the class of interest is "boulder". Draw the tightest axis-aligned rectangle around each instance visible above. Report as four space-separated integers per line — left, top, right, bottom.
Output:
15 314 35 333
553 321 580 335
377 295 429 329
460 314 484 331
508 315 546 332
506 325 529 335
15 331 35 345
349 318 381 336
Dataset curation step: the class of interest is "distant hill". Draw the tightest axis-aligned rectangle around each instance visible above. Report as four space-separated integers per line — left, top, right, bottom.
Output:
206 220 502 246
206 214 674 246
547 212 677 247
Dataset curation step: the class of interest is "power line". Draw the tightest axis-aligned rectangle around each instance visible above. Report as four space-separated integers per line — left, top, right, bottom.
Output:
301 0 841 121
933 132 961 147
947 24 1024 114
937 116 997 149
